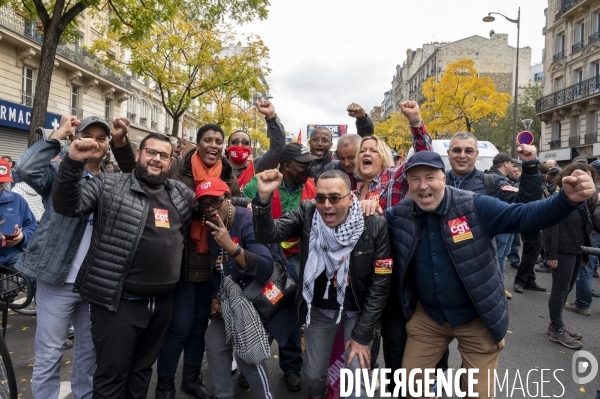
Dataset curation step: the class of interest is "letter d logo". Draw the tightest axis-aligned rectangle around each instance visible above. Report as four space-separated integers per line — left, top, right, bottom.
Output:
572 350 598 385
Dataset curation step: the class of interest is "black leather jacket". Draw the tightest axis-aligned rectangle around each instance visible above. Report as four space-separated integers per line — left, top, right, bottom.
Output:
251 197 391 344
52 155 193 311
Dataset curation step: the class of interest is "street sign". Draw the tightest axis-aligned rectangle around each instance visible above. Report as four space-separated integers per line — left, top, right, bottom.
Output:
517 131 534 145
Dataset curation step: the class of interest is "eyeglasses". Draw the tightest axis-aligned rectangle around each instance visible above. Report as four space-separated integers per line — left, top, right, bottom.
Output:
197 197 225 212
450 147 476 155
315 192 352 204
310 137 330 144
142 148 172 161
230 139 250 146
288 161 312 170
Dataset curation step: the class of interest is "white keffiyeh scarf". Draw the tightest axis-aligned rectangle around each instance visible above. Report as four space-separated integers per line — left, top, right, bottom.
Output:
303 195 364 325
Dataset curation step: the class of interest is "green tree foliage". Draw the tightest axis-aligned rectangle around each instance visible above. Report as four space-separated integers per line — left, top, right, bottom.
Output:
0 0 270 145
473 85 543 154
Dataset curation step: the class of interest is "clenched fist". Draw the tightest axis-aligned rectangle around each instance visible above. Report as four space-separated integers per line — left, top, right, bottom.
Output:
516 145 537 163
398 101 422 126
256 100 276 119
49 115 80 141
69 138 99 161
257 169 283 202
111 117 130 147
347 103 366 119
562 169 596 204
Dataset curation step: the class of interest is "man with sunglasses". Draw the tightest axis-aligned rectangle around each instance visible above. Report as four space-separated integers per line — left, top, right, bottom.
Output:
51 132 193 398
242 142 317 391
252 168 391 399
226 100 286 191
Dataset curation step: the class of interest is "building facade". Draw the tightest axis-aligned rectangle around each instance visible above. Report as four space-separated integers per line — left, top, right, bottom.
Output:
380 33 532 121
536 0 600 163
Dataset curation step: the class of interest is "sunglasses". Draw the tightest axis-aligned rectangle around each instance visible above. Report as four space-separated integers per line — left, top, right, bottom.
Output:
198 197 226 212
230 139 250 146
450 147 476 155
315 192 351 204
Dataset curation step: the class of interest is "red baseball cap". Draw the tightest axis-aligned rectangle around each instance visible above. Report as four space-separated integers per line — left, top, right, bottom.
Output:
193 178 230 202
0 159 14 183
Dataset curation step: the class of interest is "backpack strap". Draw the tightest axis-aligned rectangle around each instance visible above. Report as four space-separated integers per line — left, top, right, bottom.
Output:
483 173 496 197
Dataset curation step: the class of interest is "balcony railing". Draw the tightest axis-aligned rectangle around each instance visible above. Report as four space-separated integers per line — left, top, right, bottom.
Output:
164 126 170 134
536 75 600 113
569 136 581 146
585 132 598 144
71 107 83 119
590 31 600 45
549 139 562 149
151 121 158 130
139 117 147 127
553 50 565 62
556 0 582 20
127 112 136 122
21 91 33 106
0 6 131 89
573 40 585 52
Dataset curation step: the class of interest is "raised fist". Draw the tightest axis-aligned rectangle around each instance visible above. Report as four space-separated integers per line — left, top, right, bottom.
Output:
398 101 422 126
69 138 99 161
257 169 283 202
256 100 276 119
347 103 366 119
562 169 596 204
49 115 79 141
516 144 537 163
111 117 130 145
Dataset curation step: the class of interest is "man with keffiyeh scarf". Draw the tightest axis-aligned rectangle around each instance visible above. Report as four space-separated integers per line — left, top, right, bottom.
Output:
251 168 391 399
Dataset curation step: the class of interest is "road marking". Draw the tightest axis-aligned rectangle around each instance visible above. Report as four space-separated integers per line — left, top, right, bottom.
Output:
58 381 71 398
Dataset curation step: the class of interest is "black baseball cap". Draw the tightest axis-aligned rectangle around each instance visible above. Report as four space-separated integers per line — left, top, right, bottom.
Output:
572 156 588 164
76 116 111 136
280 143 318 163
404 151 445 173
493 153 517 165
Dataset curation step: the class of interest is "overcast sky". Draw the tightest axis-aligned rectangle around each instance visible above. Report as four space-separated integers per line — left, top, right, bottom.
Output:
238 0 547 138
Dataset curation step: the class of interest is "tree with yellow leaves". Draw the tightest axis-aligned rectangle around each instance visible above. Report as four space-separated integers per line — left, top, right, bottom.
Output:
374 112 412 153
421 59 511 136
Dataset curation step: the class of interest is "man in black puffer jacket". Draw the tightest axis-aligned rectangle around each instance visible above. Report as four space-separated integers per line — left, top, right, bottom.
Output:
252 168 391 399
52 132 193 399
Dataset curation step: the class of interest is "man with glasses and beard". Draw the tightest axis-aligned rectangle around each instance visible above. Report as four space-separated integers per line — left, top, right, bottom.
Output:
242 142 318 392
51 132 193 399
252 168 391 399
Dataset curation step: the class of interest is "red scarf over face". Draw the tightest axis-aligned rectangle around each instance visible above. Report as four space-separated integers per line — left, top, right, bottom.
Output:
190 151 223 254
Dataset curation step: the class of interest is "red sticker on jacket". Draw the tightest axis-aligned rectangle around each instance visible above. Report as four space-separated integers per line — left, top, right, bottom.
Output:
262 282 283 305
154 209 170 228
374 259 393 274
231 237 240 245
448 216 473 243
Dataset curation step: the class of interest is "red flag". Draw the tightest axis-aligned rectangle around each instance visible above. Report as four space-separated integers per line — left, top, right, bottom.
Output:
296 129 302 143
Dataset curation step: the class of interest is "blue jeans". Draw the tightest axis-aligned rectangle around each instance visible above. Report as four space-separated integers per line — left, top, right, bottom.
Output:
574 232 600 310
508 234 521 267
496 234 514 282
279 253 303 373
156 281 212 376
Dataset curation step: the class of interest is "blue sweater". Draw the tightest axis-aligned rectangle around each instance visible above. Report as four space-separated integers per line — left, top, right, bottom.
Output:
0 189 38 264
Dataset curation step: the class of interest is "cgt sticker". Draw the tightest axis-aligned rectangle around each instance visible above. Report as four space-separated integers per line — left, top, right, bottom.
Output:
374 259 393 274
500 185 519 192
448 216 473 243
262 282 283 305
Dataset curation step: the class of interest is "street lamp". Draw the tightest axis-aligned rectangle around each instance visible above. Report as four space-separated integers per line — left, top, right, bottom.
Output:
484 8 521 158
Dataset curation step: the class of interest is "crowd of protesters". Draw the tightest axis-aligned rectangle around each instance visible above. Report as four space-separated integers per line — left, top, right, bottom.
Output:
0 100 597 399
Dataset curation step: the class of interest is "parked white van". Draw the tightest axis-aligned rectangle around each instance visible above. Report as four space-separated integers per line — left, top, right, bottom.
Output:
407 140 500 172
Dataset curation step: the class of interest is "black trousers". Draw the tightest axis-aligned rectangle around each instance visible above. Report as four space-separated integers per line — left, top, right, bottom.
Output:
514 230 543 286
549 253 582 329
90 293 174 399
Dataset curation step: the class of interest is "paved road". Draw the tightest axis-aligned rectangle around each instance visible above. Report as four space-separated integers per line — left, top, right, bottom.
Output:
5 263 600 398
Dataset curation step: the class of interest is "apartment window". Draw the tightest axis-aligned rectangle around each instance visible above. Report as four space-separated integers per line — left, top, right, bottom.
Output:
164 112 172 134
21 66 34 106
140 101 148 126
151 105 159 130
474 52 480 59
592 62 600 92
127 95 136 122
575 20 585 45
571 117 581 137
587 111 598 134
552 121 562 141
105 99 112 121
71 86 82 118
556 33 565 57
574 68 583 99
593 13 600 34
